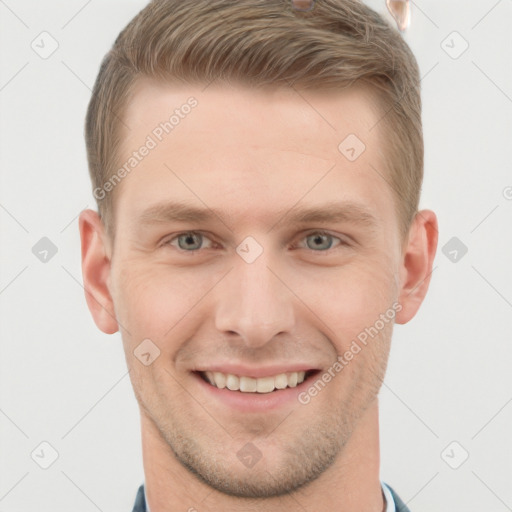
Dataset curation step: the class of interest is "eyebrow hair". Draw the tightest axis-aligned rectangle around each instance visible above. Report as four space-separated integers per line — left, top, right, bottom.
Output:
135 200 379 231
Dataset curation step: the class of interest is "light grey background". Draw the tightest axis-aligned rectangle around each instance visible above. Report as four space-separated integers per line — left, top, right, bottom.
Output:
1 1 511 511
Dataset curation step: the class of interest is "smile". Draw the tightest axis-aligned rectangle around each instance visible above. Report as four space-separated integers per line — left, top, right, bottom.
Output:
198 370 317 393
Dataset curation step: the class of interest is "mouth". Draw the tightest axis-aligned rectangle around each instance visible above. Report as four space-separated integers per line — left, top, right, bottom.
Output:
195 369 320 394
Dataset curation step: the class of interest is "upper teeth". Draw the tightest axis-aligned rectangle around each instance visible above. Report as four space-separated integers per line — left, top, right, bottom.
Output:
203 371 307 393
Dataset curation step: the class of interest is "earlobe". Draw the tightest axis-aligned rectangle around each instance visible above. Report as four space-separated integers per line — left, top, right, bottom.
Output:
395 209 439 324
78 209 119 334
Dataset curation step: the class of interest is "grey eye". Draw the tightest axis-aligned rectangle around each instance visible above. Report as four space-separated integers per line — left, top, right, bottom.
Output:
176 232 204 251
305 232 336 251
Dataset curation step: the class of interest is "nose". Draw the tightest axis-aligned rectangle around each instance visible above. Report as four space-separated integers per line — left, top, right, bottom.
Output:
214 248 296 348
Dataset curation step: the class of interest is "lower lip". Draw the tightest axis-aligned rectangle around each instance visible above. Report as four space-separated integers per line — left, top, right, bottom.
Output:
192 372 318 413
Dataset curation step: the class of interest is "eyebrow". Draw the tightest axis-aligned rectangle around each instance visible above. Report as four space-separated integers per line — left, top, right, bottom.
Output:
135 200 378 231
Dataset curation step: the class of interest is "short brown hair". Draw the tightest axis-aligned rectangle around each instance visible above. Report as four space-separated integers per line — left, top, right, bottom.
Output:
85 0 423 242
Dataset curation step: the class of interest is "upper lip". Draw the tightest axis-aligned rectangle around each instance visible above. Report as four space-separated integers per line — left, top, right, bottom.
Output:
193 364 319 379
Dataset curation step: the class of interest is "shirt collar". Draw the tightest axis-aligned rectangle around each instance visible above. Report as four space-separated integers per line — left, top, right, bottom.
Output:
144 481 395 511
381 481 396 512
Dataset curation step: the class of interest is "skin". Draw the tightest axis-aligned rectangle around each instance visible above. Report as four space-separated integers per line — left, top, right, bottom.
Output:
291 0 316 10
79 79 438 512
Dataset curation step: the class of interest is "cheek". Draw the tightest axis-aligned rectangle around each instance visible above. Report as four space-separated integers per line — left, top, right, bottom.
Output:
112 244 399 350
112 262 218 341
300 258 397 348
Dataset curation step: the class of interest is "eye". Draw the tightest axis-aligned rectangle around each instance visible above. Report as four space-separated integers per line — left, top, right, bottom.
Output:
161 230 349 253
296 231 348 252
163 231 215 251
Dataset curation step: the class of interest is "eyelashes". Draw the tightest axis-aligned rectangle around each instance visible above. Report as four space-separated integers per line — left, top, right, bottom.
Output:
162 230 350 254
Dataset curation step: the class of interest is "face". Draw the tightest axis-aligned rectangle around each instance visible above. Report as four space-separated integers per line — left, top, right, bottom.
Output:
102 80 406 497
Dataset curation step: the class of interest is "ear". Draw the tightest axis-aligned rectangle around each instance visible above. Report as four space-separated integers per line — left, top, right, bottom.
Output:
395 209 438 324
78 209 119 334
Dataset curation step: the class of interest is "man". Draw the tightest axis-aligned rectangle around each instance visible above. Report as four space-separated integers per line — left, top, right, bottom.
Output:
79 0 438 510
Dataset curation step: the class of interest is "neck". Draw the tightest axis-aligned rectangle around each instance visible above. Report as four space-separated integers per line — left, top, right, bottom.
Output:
141 399 383 512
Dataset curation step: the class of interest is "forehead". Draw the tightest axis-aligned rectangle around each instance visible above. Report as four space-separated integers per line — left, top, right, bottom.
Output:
114 79 393 232
121 78 383 151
